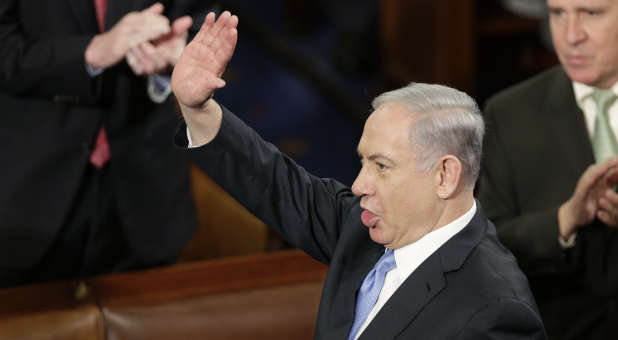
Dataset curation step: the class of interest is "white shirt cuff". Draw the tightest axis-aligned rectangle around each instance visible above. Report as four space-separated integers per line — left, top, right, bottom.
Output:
86 63 104 77
558 232 577 248
147 75 172 103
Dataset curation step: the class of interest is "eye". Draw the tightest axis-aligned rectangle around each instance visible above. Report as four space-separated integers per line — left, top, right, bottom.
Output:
548 8 563 16
376 162 388 172
583 9 601 16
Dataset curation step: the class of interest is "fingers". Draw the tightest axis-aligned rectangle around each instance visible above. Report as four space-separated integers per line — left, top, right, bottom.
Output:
598 208 618 226
126 50 143 75
141 42 167 72
208 11 232 41
144 2 164 15
127 42 168 75
140 14 171 41
220 19 238 56
172 16 193 35
576 158 618 199
198 11 237 45
194 12 216 43
171 11 237 107
598 188 618 225
606 165 618 186
116 8 170 46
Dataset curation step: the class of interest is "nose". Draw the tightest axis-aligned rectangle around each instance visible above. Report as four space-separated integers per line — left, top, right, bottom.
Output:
566 15 586 45
351 168 374 197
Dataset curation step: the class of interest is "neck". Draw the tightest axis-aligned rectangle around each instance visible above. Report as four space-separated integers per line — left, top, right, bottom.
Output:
430 192 474 233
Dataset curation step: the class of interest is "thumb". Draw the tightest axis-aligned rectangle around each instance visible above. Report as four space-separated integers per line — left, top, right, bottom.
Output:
606 168 618 186
144 2 164 14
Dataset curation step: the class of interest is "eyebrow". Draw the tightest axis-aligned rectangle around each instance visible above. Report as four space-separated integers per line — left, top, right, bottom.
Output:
357 151 395 165
548 5 606 11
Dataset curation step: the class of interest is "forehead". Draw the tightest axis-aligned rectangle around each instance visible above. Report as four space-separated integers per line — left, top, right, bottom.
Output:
358 102 416 154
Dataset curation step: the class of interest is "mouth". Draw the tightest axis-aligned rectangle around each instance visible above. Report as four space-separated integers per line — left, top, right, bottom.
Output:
360 209 379 228
565 54 590 66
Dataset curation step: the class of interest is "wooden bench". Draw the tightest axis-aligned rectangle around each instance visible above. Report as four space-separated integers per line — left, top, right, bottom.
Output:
0 250 327 340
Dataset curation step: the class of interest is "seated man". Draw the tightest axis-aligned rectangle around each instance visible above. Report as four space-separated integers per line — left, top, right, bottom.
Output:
171 11 547 339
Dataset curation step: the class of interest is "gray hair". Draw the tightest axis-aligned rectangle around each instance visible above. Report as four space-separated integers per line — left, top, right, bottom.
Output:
372 83 485 189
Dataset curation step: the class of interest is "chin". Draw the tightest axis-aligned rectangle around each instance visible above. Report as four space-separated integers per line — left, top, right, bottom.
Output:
565 68 601 87
369 227 391 246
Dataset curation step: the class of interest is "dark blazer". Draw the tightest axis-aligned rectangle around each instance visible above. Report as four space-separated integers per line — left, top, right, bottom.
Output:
0 0 197 270
479 65 618 339
181 107 546 339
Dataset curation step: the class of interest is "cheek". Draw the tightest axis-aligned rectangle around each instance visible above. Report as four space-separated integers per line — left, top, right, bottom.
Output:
383 182 420 220
601 43 618 69
549 25 564 48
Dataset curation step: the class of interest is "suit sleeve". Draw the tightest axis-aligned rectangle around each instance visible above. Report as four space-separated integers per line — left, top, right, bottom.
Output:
182 106 357 264
0 0 98 100
456 299 547 340
478 98 578 275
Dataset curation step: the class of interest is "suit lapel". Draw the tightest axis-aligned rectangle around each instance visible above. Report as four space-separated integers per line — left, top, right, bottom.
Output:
543 67 595 177
335 241 384 337
359 255 445 340
68 0 98 33
358 203 487 339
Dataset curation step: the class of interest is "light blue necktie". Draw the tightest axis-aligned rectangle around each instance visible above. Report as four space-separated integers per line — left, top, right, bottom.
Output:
348 249 396 340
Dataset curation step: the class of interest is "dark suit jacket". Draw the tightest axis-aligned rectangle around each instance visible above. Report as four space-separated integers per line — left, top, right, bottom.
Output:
0 0 197 270
180 106 546 339
479 65 618 339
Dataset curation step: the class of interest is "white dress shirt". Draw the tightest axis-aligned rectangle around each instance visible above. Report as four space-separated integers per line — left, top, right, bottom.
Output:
354 201 477 339
573 81 618 139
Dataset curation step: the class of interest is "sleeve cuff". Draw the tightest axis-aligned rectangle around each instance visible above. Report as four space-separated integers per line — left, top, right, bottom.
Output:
85 63 104 77
558 232 577 249
148 75 172 103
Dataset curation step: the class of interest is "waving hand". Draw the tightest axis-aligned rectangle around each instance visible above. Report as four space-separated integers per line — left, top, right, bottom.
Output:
171 11 238 110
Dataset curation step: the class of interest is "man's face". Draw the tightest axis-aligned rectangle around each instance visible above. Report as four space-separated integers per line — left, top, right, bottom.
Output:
549 0 618 88
351 103 437 249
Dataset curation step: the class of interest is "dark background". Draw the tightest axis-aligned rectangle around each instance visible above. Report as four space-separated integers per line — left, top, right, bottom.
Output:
199 0 557 186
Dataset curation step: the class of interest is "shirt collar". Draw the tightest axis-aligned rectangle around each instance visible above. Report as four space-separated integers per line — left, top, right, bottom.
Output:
573 81 618 108
392 201 477 280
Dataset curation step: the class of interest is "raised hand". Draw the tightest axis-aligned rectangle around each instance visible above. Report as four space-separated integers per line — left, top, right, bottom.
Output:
171 11 238 110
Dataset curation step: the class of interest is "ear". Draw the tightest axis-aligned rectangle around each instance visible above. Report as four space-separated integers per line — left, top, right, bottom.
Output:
433 155 463 199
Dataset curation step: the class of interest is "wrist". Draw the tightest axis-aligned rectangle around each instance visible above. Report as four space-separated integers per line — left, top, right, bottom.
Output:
180 98 222 146
85 34 106 69
85 33 122 69
558 202 577 240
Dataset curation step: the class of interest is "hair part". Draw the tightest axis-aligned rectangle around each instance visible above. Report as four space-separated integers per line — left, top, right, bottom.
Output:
371 83 485 189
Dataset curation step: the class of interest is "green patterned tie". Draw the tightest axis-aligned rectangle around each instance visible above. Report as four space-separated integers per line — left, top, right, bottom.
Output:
591 89 618 163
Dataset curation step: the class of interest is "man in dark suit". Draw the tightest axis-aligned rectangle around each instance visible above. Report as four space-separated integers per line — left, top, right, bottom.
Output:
171 12 546 339
0 0 199 287
478 0 618 338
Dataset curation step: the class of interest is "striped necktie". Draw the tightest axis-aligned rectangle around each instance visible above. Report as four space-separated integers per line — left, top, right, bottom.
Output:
591 89 618 163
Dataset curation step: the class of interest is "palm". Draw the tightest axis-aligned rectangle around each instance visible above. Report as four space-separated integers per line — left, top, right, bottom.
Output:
172 12 238 108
